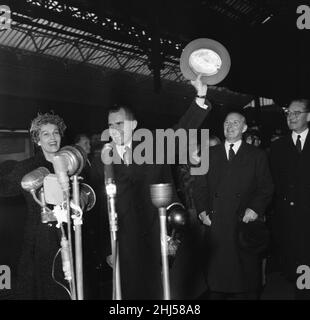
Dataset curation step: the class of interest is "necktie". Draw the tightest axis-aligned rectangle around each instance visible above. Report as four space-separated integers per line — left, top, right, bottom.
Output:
123 146 132 166
229 143 235 161
296 135 302 153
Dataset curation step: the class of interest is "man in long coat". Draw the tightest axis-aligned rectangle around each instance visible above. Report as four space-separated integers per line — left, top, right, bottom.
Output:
194 112 273 299
91 76 211 299
270 99 310 299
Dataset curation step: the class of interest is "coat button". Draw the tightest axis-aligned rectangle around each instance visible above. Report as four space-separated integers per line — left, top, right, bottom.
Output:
290 202 294 206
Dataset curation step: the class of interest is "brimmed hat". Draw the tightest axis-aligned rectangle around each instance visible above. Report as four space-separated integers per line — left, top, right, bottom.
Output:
180 38 231 85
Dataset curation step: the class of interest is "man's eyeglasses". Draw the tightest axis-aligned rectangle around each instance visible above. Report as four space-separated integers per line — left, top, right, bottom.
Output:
283 109 309 118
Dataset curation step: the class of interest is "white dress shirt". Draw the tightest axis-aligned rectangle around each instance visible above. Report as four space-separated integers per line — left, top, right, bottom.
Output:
195 97 209 110
116 141 132 160
224 139 242 160
292 128 308 151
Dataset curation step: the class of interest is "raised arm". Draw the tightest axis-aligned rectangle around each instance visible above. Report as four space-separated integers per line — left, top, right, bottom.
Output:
174 75 212 131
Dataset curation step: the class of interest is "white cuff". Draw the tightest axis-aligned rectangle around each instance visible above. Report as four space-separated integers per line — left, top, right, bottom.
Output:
195 98 209 109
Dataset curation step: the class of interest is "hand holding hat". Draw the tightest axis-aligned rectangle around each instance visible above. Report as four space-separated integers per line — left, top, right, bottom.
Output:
180 38 231 86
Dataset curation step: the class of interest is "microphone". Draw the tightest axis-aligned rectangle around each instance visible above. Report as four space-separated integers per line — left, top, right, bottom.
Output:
101 143 121 299
101 143 116 197
150 183 172 300
150 183 173 209
101 143 114 181
53 145 87 193
53 154 70 193
21 167 50 192
21 167 52 222
167 202 188 233
79 183 96 212
101 143 118 236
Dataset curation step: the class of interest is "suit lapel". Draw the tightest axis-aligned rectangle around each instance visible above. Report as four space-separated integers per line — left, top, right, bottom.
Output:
232 141 248 165
225 141 247 165
286 131 310 155
113 141 133 181
285 134 305 161
288 135 299 154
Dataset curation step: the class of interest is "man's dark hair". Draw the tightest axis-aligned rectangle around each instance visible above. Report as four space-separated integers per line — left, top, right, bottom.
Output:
244 130 261 141
108 104 136 121
74 133 89 144
290 99 310 112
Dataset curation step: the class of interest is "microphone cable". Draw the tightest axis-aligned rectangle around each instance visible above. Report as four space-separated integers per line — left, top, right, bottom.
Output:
51 223 74 299
51 248 72 299
29 189 53 214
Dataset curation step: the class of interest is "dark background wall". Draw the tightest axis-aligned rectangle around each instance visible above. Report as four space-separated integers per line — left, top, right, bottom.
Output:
0 47 233 145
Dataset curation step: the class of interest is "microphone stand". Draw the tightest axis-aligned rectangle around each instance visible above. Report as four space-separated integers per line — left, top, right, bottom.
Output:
64 191 77 300
150 183 172 300
52 146 88 300
105 179 122 300
71 175 84 300
159 206 170 300
38 188 49 223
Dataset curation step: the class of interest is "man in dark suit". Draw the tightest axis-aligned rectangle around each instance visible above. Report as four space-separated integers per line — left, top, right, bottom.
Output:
270 99 310 299
194 112 273 299
91 75 211 299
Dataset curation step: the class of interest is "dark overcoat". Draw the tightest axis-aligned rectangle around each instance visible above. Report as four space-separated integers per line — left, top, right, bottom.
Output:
0 152 69 299
270 133 310 280
91 101 210 299
194 142 273 293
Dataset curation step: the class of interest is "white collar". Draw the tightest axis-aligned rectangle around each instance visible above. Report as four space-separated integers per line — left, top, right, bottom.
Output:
116 141 132 158
292 128 309 141
225 139 242 151
224 139 242 159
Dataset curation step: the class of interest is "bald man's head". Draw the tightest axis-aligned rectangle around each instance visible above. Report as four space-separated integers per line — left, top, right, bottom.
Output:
223 112 247 143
